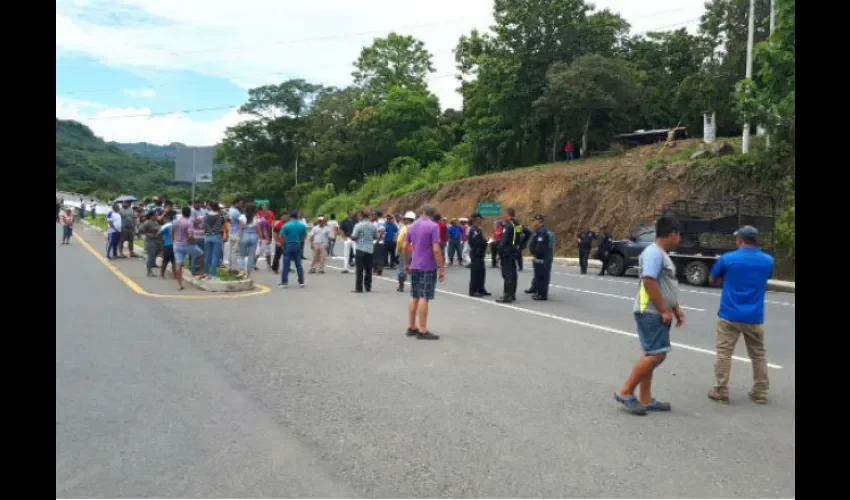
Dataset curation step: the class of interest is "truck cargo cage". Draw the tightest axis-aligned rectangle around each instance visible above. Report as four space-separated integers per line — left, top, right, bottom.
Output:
655 197 776 255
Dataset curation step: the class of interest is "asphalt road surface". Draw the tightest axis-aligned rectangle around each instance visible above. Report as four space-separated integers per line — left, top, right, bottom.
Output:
57 225 795 498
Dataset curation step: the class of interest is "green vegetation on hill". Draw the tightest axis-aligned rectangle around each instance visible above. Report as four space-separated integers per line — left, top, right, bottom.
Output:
108 141 181 161
56 119 201 204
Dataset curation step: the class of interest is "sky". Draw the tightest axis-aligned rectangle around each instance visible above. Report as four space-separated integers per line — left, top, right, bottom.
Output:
55 0 707 146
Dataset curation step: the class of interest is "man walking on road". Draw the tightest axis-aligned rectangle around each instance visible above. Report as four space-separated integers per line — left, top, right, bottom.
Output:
350 210 377 293
403 204 444 339
707 225 775 404
577 225 596 274
280 211 307 288
615 216 684 415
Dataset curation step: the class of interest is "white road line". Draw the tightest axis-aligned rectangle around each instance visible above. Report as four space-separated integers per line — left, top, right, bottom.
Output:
324 264 782 370
550 270 796 308
547 283 705 312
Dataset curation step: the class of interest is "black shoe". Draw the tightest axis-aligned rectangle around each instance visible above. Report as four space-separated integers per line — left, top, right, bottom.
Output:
480 291 492 296
406 328 418 337
470 292 483 297
532 294 547 301
496 296 514 303
524 288 534 294
416 331 439 340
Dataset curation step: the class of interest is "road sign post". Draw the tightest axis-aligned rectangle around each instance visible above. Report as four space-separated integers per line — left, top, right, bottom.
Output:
476 202 502 217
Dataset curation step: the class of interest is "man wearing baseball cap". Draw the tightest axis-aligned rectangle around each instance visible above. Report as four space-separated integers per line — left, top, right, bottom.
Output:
395 211 416 292
466 213 491 297
707 225 775 404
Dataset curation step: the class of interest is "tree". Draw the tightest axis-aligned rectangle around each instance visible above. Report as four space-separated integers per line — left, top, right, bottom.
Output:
536 54 639 156
352 33 435 101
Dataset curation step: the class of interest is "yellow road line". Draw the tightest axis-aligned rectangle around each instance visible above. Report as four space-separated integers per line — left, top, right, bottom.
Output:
71 230 271 300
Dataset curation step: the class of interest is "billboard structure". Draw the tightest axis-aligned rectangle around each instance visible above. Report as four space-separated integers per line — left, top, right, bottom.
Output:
173 145 226 198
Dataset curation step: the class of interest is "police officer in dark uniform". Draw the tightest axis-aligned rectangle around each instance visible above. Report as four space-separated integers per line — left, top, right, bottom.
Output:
595 224 613 276
467 212 491 297
527 214 553 300
576 225 596 274
496 207 525 303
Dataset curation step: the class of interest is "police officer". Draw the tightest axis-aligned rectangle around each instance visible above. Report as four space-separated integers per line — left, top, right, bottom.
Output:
467 212 491 297
595 224 613 276
576 225 596 274
527 214 553 300
497 207 528 303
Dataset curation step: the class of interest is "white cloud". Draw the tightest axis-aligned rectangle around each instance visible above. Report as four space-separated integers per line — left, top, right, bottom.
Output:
55 0 706 143
123 87 156 98
56 96 247 145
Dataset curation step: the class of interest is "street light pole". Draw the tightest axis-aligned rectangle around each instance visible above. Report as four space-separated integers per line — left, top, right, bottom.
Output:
766 0 776 150
191 147 197 200
741 0 756 153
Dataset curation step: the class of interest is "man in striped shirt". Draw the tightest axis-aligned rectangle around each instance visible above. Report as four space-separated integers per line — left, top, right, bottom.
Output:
350 209 377 293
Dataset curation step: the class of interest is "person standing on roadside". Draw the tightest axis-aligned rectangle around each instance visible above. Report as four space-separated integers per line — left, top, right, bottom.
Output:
339 210 357 273
526 214 553 301
577 225 596 274
436 214 448 261
467 212 490 297
202 202 225 280
447 218 463 266
595 225 614 276
60 208 75 244
280 211 307 288
238 203 259 280
227 198 243 272
496 208 526 304
615 216 684 415
271 213 287 273
327 213 339 257
190 199 207 274
139 211 163 277
395 211 416 292
172 206 204 290
490 220 503 268
707 225 775 405
118 200 136 258
403 204 444 339
384 213 399 268
106 202 121 259
350 209 377 293
308 216 331 274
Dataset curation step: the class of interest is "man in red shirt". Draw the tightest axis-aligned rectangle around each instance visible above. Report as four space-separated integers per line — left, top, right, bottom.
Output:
257 204 275 225
436 213 448 262
565 141 575 160
271 213 288 272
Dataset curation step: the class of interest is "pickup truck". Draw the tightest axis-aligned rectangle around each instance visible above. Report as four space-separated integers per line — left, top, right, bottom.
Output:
603 199 776 287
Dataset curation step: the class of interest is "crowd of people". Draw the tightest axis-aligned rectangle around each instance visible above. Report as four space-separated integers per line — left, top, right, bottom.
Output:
59 194 779 411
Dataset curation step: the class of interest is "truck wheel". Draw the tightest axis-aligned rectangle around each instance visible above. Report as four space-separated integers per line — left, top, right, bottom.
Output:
684 261 710 287
607 254 626 276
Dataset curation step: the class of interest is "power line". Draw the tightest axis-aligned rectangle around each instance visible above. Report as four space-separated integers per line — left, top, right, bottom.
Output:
57 8 699 95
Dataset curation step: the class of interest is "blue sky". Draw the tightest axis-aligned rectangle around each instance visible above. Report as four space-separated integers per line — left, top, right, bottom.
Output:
55 0 704 146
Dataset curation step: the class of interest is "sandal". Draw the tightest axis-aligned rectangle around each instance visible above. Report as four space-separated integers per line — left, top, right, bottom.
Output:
614 393 647 415
707 390 729 404
405 328 418 337
416 331 439 340
642 399 672 411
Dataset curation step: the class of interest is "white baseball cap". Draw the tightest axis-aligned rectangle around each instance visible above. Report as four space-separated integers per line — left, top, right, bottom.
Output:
403 211 416 220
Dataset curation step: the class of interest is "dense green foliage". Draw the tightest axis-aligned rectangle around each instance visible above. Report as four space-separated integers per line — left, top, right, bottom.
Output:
109 141 180 161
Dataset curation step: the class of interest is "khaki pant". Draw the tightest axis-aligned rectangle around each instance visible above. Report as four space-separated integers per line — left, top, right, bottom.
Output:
714 318 769 399
311 245 327 272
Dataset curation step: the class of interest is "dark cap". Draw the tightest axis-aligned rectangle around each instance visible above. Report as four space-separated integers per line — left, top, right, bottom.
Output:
532 214 545 221
289 210 299 218
470 212 482 219
734 225 759 240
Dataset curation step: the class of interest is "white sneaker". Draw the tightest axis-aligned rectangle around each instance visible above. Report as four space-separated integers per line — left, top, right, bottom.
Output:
298 283 305 288
279 284 288 289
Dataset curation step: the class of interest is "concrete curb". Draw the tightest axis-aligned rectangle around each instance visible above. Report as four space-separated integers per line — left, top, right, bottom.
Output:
76 218 255 293
531 256 796 294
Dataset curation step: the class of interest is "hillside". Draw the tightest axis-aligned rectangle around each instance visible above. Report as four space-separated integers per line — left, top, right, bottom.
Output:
375 140 794 278
56 119 191 202
108 141 183 161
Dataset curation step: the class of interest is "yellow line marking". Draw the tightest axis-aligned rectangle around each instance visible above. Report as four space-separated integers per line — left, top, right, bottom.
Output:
71 230 271 300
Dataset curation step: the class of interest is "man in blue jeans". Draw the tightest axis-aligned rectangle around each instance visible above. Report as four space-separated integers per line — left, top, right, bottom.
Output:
615 216 685 415
279 210 307 288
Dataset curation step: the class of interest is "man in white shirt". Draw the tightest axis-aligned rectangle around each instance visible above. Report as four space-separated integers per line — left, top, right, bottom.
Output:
308 216 332 273
106 202 122 259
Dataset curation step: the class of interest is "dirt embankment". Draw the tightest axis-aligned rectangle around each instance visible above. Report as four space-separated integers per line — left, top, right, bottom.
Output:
379 141 780 258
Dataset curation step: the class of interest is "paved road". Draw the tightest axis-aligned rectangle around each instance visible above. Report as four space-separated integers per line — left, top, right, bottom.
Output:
57 225 795 498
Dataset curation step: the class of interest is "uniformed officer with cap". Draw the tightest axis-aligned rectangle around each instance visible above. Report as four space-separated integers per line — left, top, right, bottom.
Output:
496 207 530 303
467 212 491 297
526 214 553 300
595 224 613 276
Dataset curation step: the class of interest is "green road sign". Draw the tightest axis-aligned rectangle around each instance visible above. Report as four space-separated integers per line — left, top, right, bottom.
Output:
476 202 502 217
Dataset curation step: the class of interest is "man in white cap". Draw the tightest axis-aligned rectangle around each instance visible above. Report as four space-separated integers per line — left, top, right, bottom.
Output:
395 211 416 292
308 216 332 274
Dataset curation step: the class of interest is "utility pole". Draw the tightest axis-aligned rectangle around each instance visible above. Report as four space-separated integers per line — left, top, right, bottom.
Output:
191 147 197 200
742 0 756 153
766 0 776 150
294 141 299 186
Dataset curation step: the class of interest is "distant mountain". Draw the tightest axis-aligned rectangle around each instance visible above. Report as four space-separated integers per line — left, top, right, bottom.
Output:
56 118 191 200
108 141 186 161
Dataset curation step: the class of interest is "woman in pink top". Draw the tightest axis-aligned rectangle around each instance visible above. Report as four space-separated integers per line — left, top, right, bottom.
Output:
60 208 75 245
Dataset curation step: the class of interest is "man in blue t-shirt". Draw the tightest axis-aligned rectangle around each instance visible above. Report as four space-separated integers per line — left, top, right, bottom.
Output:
707 225 775 405
280 210 307 288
